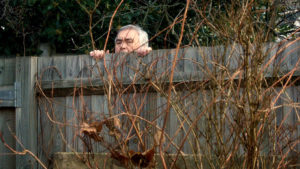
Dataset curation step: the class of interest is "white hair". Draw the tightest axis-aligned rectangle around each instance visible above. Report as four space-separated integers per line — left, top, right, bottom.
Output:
116 24 149 47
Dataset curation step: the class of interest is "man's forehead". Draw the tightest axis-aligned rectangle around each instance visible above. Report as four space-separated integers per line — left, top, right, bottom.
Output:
117 29 139 39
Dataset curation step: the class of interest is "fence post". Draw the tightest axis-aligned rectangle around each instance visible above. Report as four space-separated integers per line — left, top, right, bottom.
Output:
15 56 38 169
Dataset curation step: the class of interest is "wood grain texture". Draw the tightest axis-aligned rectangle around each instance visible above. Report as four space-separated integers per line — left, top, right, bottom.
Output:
0 108 16 169
0 44 298 169
15 57 38 169
0 58 16 86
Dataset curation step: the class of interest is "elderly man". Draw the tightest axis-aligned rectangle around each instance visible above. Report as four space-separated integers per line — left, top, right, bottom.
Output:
90 25 152 59
89 25 152 153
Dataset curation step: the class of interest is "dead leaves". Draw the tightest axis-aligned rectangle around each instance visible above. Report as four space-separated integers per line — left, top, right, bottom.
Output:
129 147 155 168
110 149 130 167
79 117 157 168
103 117 121 131
80 117 122 142
103 117 123 139
80 121 103 142
110 146 155 168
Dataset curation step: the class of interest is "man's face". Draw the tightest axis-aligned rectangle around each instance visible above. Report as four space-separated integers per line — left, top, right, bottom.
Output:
115 29 140 53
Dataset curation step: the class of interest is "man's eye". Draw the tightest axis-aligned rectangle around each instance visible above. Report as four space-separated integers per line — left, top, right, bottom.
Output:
125 39 133 44
116 40 122 44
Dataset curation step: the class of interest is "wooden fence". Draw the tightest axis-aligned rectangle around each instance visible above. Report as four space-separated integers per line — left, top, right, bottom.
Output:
0 41 299 169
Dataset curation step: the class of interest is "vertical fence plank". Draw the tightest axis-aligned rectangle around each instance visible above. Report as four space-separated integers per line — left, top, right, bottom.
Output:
0 58 16 86
91 95 108 152
4 58 16 85
91 57 104 79
262 42 277 76
77 96 91 152
0 108 16 169
295 86 300 164
38 97 61 169
169 102 178 154
142 92 157 150
53 56 66 80
37 97 51 169
65 96 77 152
15 57 38 169
37 57 54 81
0 58 5 86
65 55 79 153
79 55 92 78
66 55 81 79
155 49 169 76
181 91 193 154
52 97 67 153
183 47 200 74
156 94 168 151
283 87 300 157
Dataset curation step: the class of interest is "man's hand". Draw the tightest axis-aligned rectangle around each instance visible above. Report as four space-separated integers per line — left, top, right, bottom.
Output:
136 47 152 57
90 47 152 59
90 50 109 59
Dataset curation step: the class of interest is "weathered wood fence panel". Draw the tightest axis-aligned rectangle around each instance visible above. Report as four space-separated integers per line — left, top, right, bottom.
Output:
35 42 300 168
0 41 299 169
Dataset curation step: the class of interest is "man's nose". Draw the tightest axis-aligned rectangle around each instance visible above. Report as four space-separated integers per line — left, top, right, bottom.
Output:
120 41 127 48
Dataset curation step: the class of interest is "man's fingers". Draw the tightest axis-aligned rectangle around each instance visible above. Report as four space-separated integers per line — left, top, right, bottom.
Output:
89 51 95 56
136 47 152 56
146 47 152 53
90 50 109 59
